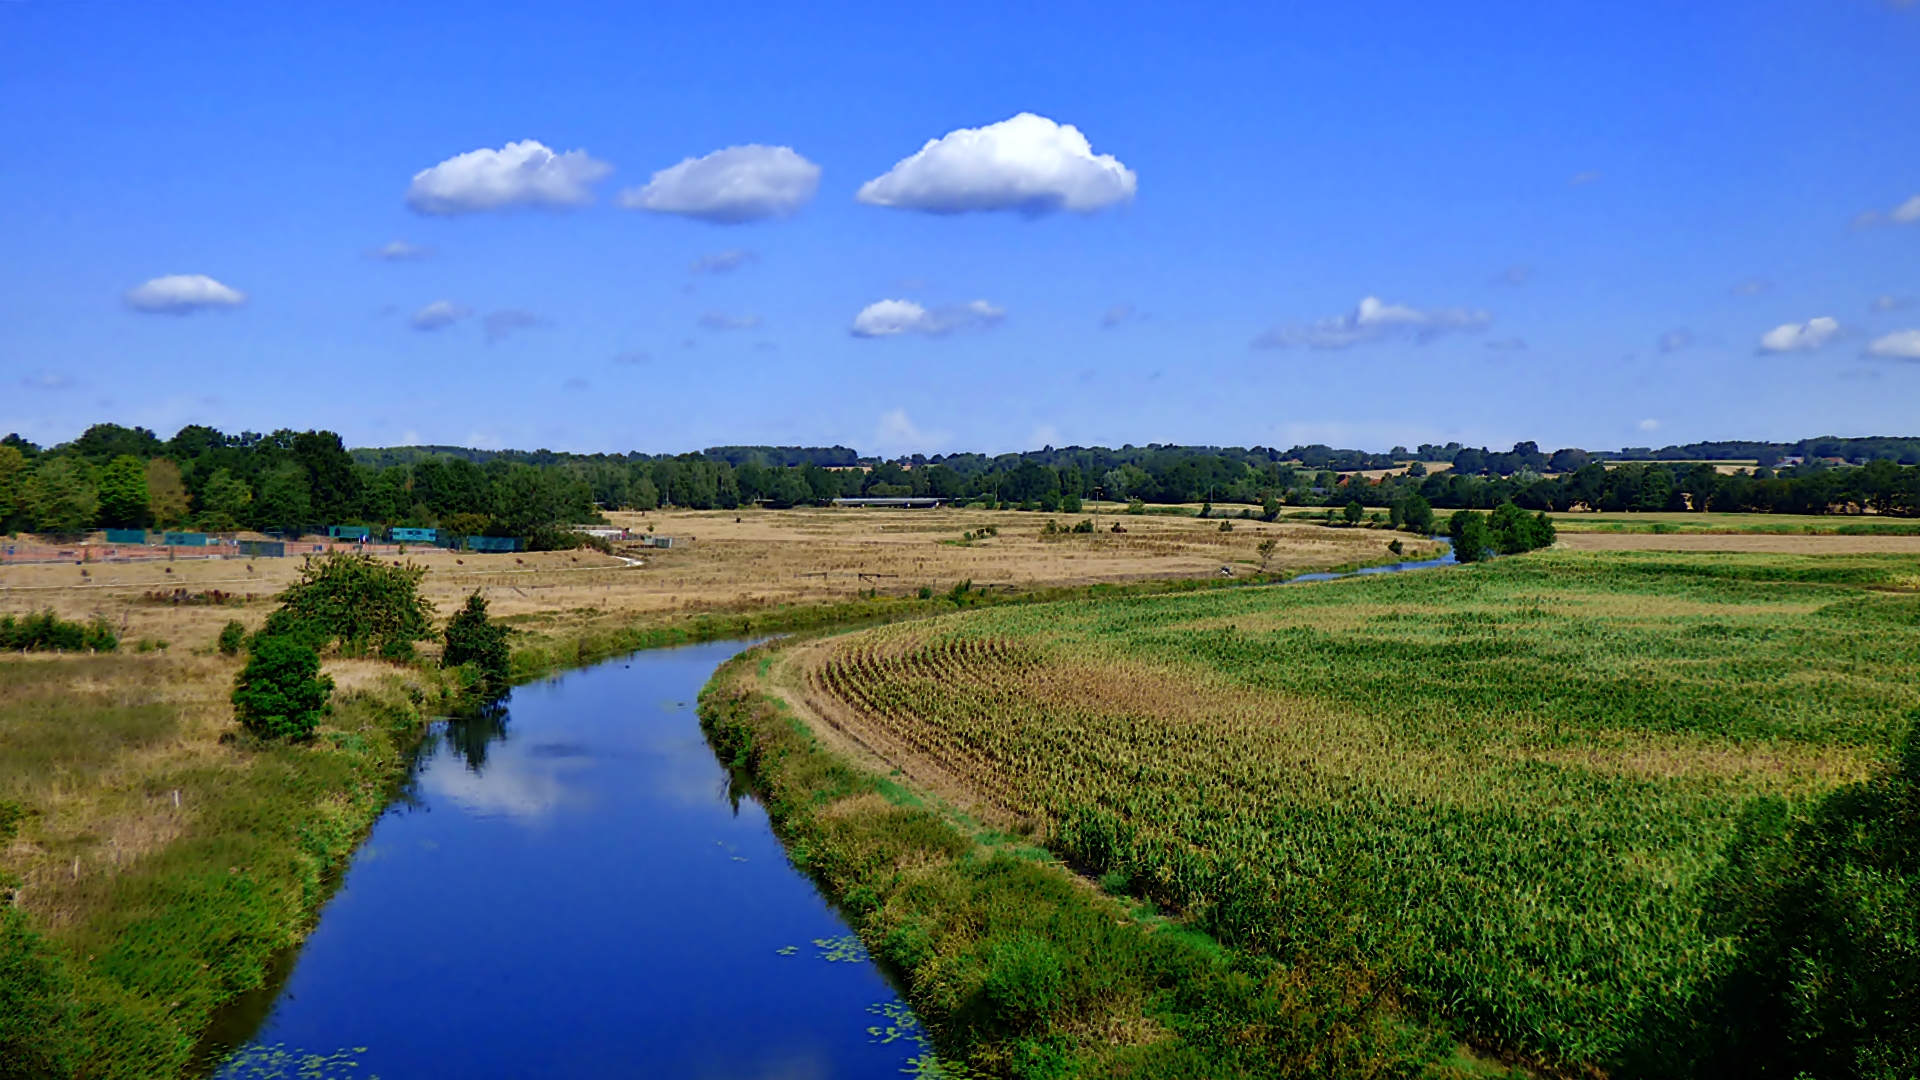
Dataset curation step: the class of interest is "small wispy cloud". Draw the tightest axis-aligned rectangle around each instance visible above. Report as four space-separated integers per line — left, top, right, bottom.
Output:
850 299 1005 338
1638 418 1660 432
1851 193 1920 229
1730 279 1774 297
1758 316 1839 354
1569 170 1602 187
484 309 549 343
1489 264 1533 287
689 249 757 274
124 274 247 315
20 370 76 391
1865 329 1920 360
612 350 651 365
1658 329 1695 353
698 312 762 331
873 408 949 453
410 300 470 331
1100 303 1140 328
366 240 433 262
1869 294 1914 314
1483 337 1528 352
1252 296 1492 350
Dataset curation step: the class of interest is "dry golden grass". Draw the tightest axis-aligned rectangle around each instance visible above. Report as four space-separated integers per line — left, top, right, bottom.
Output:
1 506 1428 658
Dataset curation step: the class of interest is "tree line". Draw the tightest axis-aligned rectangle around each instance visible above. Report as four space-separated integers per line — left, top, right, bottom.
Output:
4 424 1917 537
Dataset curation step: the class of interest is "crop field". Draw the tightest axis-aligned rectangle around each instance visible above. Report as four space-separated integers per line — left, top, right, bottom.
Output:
788 549 1920 1069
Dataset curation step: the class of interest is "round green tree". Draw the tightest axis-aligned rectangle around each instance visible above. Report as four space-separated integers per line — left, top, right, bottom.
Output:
231 636 333 739
442 591 512 687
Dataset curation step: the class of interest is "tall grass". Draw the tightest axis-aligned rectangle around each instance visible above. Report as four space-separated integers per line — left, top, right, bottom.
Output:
803 550 1920 1072
0 657 451 1078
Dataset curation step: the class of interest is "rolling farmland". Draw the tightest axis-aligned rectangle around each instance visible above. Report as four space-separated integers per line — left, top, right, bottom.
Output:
791 550 1920 1069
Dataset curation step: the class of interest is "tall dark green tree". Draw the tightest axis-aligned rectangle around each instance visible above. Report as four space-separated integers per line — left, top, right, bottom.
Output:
442 591 512 687
96 455 151 528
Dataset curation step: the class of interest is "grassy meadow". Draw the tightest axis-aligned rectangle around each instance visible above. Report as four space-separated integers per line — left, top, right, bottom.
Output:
0 655 452 1078
792 549 1920 1072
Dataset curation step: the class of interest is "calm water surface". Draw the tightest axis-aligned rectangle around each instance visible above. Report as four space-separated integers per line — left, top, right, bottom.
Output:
205 641 924 1078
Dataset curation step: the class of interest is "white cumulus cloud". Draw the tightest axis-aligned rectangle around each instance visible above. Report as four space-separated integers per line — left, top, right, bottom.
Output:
1252 297 1492 350
124 274 247 314
1758 317 1839 353
410 300 470 331
406 140 612 215
617 145 819 223
850 299 1005 338
1866 329 1920 360
856 113 1136 216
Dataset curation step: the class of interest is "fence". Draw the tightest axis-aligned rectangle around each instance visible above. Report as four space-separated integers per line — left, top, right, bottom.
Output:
236 540 286 558
104 529 148 544
162 532 210 547
462 536 521 553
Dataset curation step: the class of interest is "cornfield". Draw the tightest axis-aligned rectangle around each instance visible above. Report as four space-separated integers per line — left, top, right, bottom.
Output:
805 549 1920 1069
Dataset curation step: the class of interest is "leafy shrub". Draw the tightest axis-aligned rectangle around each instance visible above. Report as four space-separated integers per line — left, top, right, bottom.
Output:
231 636 333 739
442 591 512 687
263 551 433 659
0 610 117 652
1448 509 1491 563
1072 518 1095 534
1489 502 1556 554
1654 725 1920 1077
1343 500 1365 525
217 619 247 656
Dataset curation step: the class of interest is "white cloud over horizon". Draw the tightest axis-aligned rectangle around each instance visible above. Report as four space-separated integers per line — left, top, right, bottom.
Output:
406 140 612 215
124 274 247 314
873 408 949 453
1758 317 1839 353
410 300 470 331
617 145 819 223
1252 296 1492 350
850 299 1005 338
856 113 1136 216
1866 329 1920 360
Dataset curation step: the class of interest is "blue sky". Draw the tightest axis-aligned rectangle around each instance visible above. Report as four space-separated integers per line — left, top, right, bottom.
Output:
2 0 1917 456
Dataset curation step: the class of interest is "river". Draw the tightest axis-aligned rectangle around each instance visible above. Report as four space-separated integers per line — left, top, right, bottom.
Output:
198 640 929 1078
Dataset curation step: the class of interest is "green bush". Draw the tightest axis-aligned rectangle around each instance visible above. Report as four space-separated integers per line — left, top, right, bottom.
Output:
262 551 433 658
231 636 333 739
1343 500 1365 525
441 591 511 687
1489 502 1556 554
1448 509 1491 563
217 619 247 656
1652 725 1920 1077
0 610 117 652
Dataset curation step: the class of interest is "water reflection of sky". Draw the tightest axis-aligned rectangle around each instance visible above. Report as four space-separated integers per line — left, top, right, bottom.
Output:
213 641 924 1079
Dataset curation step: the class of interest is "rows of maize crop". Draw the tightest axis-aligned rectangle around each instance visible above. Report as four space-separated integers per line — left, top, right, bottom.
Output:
804 550 1920 1069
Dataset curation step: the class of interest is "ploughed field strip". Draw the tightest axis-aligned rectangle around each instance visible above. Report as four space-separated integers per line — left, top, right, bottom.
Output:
801 550 1920 1066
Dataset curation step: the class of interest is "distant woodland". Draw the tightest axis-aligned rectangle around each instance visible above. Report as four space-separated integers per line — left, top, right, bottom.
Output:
2 425 1918 536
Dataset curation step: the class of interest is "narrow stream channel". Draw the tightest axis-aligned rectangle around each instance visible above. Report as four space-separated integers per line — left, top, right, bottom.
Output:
199 640 928 1078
